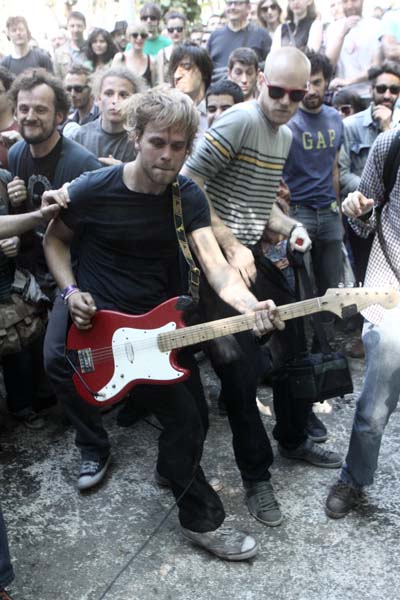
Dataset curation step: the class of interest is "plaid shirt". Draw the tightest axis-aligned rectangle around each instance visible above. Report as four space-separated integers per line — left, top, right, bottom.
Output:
349 129 400 324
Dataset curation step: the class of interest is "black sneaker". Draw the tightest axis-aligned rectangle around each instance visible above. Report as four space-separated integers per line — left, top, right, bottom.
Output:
278 438 342 468
78 455 111 491
181 523 258 561
325 480 364 518
306 411 329 443
13 410 46 430
244 480 282 526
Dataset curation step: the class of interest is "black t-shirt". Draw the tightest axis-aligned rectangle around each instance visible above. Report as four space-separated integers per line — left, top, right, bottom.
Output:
18 137 63 209
207 24 272 81
61 165 210 314
1 48 53 76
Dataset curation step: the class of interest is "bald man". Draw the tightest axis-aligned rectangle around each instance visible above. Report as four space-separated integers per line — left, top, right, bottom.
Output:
183 47 342 528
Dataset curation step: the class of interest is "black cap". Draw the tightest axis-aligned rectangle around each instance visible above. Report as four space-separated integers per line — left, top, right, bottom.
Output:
112 20 127 34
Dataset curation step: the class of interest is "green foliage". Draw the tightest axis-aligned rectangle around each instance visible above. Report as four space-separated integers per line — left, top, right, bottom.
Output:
159 0 202 25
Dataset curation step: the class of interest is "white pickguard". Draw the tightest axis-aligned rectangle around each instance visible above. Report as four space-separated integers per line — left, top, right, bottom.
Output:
95 322 182 402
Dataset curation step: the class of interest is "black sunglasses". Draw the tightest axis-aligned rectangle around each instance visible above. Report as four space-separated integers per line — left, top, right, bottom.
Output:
130 32 149 39
167 26 184 33
66 85 89 93
375 84 400 95
141 15 157 21
263 74 307 102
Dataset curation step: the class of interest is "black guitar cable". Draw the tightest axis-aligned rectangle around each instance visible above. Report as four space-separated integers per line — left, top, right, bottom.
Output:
97 467 198 600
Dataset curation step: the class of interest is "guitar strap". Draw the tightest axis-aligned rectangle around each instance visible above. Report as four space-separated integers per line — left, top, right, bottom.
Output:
172 179 200 303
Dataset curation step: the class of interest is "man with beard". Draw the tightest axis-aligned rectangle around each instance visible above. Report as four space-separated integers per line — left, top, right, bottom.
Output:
7 68 100 298
42 87 285 560
64 65 99 126
283 52 343 300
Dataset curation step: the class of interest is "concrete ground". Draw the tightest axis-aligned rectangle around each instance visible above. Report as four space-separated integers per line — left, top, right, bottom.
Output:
1 330 400 600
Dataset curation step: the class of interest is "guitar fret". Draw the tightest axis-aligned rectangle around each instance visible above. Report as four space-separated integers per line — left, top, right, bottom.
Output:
158 289 400 353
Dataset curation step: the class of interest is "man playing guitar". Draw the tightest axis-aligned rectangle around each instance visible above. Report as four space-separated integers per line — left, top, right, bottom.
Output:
42 87 284 562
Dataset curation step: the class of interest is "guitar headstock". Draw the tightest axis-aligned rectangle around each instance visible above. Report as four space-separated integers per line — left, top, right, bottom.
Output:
320 287 400 318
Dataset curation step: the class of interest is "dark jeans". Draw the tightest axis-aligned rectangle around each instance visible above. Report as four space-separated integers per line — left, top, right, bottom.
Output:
2 335 53 415
203 253 309 483
44 295 224 533
290 204 343 296
0 506 14 590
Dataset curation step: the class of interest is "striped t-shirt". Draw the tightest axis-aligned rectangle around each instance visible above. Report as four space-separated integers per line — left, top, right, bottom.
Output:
186 100 292 246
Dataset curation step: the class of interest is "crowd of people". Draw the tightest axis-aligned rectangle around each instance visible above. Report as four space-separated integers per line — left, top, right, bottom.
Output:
1 0 400 597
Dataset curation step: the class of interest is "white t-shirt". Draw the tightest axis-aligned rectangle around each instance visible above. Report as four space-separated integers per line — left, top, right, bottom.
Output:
327 17 384 98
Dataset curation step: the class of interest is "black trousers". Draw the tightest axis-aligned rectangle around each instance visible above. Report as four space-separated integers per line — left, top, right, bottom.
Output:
204 252 309 483
44 295 224 533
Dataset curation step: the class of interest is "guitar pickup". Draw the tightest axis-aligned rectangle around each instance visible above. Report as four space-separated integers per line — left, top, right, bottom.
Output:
78 348 95 373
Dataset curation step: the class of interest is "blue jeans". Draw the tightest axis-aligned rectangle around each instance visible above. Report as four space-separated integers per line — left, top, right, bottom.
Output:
0 506 14 590
340 306 400 489
290 204 343 295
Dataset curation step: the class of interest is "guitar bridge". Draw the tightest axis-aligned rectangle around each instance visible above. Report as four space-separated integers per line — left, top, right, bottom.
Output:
78 348 94 373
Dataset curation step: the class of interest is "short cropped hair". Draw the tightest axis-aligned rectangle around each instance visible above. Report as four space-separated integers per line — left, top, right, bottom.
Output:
140 3 162 21
0 67 15 92
91 66 146 98
169 42 213 91
368 61 400 83
66 64 92 80
228 47 258 71
6 16 31 40
305 51 333 82
9 68 70 119
68 11 86 27
124 87 199 153
206 79 244 105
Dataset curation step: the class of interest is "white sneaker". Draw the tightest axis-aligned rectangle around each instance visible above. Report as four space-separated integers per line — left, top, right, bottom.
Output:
181 523 258 561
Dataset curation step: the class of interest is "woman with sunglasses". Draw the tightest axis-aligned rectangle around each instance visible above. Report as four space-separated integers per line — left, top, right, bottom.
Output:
271 0 322 53
257 0 282 35
85 28 118 72
112 21 154 87
156 12 187 84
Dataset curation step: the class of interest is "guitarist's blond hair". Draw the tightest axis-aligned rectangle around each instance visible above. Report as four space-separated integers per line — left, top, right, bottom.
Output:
123 87 200 152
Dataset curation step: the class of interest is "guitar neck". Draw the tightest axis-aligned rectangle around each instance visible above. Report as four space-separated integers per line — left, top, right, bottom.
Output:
158 297 323 352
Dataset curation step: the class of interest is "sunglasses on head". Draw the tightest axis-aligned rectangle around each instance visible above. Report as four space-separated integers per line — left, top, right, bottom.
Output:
141 15 157 21
263 74 307 102
374 84 400 95
130 32 148 39
167 26 184 33
66 84 89 93
337 104 352 115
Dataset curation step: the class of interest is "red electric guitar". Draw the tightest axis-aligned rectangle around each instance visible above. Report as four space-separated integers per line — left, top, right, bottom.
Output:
66 287 399 407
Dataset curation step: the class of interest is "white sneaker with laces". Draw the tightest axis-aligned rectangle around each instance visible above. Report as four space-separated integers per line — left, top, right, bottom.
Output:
181 523 258 561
